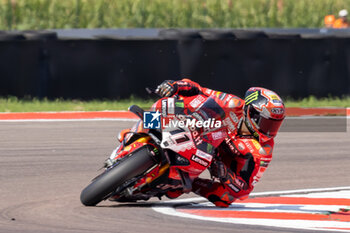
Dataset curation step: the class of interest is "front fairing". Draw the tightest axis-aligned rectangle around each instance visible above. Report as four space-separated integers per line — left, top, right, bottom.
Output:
160 126 227 178
150 95 228 178
110 94 228 188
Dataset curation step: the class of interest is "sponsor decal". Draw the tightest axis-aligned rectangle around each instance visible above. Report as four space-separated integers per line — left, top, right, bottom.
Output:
245 91 259 105
175 101 184 108
219 93 227 100
206 143 214 154
244 140 254 153
161 131 196 152
228 99 236 108
205 89 213 95
270 94 279 100
191 154 209 167
191 130 203 146
252 168 265 186
227 183 240 193
223 95 233 105
225 138 239 154
211 130 225 141
237 142 245 151
252 139 261 150
223 117 236 132
195 149 213 162
271 108 284 115
161 99 167 117
189 95 206 109
272 99 283 105
262 145 272 155
229 111 239 123
231 97 242 107
174 154 190 165
260 161 269 167
167 98 175 115
233 177 246 190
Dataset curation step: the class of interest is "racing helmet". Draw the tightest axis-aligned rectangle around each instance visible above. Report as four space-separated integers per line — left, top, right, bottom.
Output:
243 87 285 143
339 9 348 18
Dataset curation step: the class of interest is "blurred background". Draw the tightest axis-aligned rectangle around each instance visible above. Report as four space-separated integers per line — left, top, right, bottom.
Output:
0 0 350 100
1 0 349 29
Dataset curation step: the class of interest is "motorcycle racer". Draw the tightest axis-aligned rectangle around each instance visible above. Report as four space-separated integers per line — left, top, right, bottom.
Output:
155 79 285 207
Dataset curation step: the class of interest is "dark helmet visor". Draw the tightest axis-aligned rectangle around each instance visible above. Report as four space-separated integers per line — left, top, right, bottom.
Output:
249 106 283 137
257 116 283 137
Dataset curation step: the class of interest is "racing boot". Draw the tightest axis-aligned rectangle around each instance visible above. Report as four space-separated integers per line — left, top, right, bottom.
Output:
165 189 184 199
192 178 235 207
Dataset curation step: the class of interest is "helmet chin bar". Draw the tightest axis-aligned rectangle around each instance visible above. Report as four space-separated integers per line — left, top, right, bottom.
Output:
243 115 259 140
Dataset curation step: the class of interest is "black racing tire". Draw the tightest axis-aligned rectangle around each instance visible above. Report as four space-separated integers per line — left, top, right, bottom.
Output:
80 146 157 206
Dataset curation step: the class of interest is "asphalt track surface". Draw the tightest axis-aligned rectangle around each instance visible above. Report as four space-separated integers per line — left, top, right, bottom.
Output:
0 119 349 233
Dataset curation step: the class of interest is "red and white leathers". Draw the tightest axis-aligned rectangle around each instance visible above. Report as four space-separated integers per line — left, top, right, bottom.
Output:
169 79 274 207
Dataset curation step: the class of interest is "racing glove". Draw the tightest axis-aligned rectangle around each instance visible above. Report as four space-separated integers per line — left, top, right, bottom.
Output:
155 80 178 97
209 159 228 182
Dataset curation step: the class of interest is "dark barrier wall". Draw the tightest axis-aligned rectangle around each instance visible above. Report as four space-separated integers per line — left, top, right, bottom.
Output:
46 40 180 99
180 38 350 98
0 29 349 99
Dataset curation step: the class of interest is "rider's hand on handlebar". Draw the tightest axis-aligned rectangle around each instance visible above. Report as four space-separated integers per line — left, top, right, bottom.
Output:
209 159 228 181
155 80 178 97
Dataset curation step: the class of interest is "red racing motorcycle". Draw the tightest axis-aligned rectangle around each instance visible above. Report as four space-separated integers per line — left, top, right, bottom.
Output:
80 92 227 206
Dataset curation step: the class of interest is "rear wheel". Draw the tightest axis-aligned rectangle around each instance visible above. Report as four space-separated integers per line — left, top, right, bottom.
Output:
80 146 157 206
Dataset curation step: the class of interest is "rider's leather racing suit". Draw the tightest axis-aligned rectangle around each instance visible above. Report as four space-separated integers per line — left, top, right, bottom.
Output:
168 79 274 207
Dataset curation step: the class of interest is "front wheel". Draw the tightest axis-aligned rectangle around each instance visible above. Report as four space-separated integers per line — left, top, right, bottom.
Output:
80 146 157 206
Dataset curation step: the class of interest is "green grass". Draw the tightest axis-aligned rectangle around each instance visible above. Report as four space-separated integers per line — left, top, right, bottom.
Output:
0 0 349 30
0 96 349 113
284 96 350 108
0 97 155 112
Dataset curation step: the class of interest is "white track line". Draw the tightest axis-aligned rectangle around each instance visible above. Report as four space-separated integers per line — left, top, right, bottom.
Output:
156 186 350 204
152 187 350 232
248 186 350 197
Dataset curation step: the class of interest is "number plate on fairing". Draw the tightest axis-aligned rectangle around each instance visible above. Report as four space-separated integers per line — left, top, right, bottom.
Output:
161 130 214 175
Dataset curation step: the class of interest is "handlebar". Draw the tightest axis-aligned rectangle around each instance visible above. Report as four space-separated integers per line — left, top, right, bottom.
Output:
145 87 179 99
